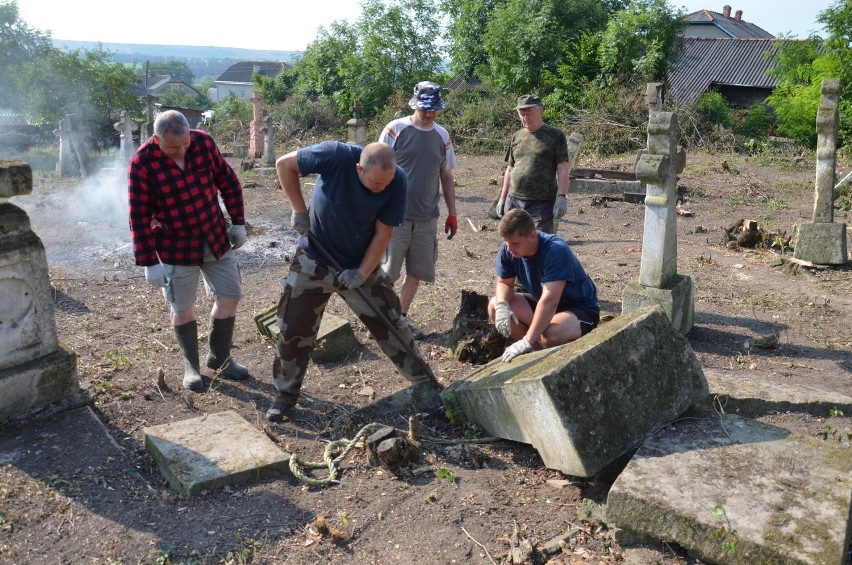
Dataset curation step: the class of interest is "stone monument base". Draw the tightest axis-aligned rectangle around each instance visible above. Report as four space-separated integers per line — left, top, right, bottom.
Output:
622 273 694 335
0 345 84 422
793 222 848 265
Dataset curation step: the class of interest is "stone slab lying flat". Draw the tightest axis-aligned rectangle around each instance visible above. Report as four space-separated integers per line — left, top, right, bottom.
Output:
698 368 852 417
442 306 708 477
607 414 852 565
143 410 291 495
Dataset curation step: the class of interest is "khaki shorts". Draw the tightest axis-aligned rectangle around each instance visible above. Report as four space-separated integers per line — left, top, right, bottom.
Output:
162 246 242 314
382 218 438 283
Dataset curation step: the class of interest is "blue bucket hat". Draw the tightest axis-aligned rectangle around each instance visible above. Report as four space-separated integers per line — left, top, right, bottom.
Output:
409 81 446 110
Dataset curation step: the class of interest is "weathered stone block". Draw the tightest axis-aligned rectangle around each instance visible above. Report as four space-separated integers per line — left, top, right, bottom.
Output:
143 410 291 495
793 222 848 265
622 273 694 335
607 415 852 565
0 346 84 422
441 306 707 477
0 161 32 198
312 313 359 362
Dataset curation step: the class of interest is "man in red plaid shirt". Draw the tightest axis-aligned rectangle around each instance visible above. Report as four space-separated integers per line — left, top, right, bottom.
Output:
128 110 249 391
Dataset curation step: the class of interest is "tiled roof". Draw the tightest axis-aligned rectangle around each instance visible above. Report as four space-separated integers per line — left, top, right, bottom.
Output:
215 61 289 83
685 9 774 38
0 111 32 127
667 38 781 104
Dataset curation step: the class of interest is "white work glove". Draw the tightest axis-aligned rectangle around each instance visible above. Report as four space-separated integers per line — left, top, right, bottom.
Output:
338 268 366 289
493 301 518 338
553 196 568 220
291 211 310 235
496 198 506 218
228 224 247 249
144 264 167 289
502 337 533 363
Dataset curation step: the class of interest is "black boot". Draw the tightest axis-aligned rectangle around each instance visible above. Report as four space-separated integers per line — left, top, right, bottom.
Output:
173 321 204 392
206 316 249 380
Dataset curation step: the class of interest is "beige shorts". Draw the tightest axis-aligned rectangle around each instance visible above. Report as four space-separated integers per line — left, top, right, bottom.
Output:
162 246 242 314
382 218 438 283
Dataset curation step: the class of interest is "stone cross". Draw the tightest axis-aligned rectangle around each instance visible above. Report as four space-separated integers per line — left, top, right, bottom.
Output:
113 111 138 164
813 78 840 223
261 116 276 166
249 92 263 158
0 160 83 420
793 78 848 265
347 99 366 147
56 114 91 178
622 87 694 334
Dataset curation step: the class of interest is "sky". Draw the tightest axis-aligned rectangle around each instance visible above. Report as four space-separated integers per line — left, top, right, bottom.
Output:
14 0 833 52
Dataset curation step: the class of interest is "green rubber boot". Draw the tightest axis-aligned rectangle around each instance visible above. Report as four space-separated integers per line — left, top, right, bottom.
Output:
173 321 204 392
206 316 249 381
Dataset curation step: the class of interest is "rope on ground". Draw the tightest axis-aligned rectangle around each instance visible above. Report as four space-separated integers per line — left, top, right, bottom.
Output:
289 422 385 487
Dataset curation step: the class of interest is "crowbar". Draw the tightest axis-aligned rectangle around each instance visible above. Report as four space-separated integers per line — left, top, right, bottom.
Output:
307 232 440 386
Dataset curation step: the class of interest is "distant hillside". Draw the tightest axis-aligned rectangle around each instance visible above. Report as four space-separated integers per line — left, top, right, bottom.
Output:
53 40 301 84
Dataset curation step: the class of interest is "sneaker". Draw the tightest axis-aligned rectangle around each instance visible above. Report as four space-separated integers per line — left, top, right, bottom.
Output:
266 394 295 422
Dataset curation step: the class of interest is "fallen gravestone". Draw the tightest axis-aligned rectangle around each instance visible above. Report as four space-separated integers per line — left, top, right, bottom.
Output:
441 305 708 477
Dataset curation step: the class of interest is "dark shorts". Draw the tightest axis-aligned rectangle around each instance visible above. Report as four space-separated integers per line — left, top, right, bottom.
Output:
522 293 599 335
506 195 554 234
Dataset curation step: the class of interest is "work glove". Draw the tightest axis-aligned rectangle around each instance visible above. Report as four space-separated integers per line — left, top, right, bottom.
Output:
290 211 310 236
493 301 518 338
144 264 167 289
553 196 568 220
496 198 505 218
445 215 458 239
502 337 533 363
338 268 366 290
228 224 247 249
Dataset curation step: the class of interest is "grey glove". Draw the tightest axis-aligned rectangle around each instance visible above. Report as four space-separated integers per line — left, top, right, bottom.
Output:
502 337 533 363
144 264 167 289
493 301 518 338
338 268 366 289
228 224 247 249
291 211 310 235
496 198 506 218
553 196 568 220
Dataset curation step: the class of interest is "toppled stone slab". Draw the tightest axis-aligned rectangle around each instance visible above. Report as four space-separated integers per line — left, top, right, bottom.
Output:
441 306 708 477
255 309 358 362
143 410 291 495
607 414 852 565
699 368 852 417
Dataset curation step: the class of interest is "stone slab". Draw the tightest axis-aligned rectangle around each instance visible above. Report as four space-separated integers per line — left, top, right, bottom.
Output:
441 306 708 477
622 273 694 335
570 178 645 196
261 311 358 362
332 381 444 429
143 410 291 495
698 368 852 417
793 222 848 265
607 414 852 565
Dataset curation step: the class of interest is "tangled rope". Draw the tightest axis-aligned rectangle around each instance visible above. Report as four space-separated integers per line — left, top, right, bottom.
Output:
289 422 385 487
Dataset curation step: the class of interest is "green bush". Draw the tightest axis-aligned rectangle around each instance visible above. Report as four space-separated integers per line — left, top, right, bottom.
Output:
693 91 734 130
736 103 775 140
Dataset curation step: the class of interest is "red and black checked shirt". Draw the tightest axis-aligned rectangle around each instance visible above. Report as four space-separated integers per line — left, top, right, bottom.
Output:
128 130 245 266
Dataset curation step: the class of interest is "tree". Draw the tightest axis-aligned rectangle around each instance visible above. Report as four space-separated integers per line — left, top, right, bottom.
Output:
0 0 53 111
597 0 685 86
480 0 612 95
441 0 501 78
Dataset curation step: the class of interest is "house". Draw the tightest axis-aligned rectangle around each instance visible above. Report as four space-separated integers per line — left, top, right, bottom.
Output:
213 61 289 102
683 5 774 38
668 6 782 107
667 38 781 106
134 74 202 101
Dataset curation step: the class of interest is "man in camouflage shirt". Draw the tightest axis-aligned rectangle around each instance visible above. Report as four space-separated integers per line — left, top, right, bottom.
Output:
495 95 571 233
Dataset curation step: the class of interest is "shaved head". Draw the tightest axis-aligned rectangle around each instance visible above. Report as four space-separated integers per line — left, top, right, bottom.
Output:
359 142 396 173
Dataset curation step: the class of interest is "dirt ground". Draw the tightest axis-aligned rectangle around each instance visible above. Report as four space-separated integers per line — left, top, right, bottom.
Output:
1 147 851 565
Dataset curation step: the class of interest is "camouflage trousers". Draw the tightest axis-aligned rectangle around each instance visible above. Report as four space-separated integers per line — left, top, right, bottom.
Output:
272 248 433 406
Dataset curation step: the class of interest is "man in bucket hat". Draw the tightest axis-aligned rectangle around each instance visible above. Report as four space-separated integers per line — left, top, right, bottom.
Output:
495 94 571 234
379 81 457 339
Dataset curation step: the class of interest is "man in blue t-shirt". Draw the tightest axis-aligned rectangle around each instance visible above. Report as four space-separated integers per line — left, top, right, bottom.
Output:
489 208 600 363
267 141 435 421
